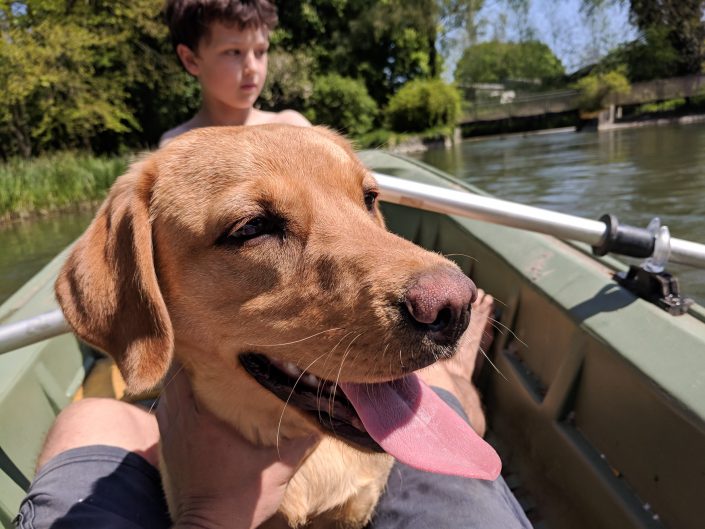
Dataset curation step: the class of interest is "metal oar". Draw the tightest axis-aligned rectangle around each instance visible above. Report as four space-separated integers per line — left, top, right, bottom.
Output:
373 173 705 269
2 172 704 355
0 310 70 355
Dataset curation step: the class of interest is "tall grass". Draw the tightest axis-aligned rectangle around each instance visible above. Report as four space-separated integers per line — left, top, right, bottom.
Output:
0 152 128 221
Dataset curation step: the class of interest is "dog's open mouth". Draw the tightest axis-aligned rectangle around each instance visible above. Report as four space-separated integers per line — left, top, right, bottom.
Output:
239 352 384 452
240 351 503 481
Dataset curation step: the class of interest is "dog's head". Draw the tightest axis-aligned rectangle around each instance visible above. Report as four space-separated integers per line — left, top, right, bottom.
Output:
56 125 477 448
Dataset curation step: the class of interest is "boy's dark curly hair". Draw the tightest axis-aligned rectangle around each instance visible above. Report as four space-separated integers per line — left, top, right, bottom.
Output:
165 0 278 51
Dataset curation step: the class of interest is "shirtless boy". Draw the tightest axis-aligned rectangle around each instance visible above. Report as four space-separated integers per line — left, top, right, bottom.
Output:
160 0 310 147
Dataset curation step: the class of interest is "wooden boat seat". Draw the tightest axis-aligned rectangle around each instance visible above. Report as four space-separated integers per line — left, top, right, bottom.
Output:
73 357 126 400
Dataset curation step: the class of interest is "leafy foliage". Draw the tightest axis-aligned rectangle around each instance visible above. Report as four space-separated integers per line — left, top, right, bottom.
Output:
627 0 705 76
582 0 705 80
386 79 460 132
274 0 440 104
0 0 199 158
636 97 686 114
573 68 631 111
454 40 564 87
305 74 378 136
259 50 315 112
600 25 680 82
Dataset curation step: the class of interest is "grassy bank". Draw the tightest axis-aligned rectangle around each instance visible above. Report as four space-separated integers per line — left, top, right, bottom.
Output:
0 127 448 222
354 126 456 150
0 152 128 222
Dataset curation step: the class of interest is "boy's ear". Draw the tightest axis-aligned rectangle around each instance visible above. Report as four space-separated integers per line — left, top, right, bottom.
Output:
176 44 200 76
55 159 173 395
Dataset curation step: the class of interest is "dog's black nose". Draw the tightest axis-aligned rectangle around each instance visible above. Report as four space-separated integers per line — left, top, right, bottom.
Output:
403 268 477 345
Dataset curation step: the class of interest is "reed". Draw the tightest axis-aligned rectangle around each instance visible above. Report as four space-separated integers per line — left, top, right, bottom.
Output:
0 152 128 221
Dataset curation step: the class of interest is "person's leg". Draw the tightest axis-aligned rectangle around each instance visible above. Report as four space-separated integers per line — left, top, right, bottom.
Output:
17 399 169 529
370 387 532 529
445 288 495 383
36 397 159 471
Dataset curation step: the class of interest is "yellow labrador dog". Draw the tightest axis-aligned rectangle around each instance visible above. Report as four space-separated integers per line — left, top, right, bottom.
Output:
55 125 500 528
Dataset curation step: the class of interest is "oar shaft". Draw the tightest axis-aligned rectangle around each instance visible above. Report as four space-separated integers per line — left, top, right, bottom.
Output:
0 310 70 355
374 173 705 268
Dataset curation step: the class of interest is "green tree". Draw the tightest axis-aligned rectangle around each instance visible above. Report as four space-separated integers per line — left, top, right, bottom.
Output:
628 0 705 76
0 0 197 158
574 67 630 111
386 79 460 132
601 25 680 81
274 0 441 104
438 0 485 48
259 49 315 112
454 40 565 86
305 74 378 136
581 0 705 78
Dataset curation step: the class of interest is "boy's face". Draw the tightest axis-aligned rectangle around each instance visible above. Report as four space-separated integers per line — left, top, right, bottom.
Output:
179 22 269 111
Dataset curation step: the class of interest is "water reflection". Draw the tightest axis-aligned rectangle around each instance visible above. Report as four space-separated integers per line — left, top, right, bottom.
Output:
413 123 705 305
0 210 96 303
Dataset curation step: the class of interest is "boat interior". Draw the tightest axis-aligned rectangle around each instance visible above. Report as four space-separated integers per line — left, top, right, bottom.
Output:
1 151 703 529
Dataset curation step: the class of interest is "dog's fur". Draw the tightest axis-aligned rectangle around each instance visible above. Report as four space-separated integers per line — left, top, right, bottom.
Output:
56 125 473 528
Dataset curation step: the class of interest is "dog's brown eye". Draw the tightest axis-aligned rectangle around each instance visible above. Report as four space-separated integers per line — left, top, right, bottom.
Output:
364 191 378 210
222 216 278 245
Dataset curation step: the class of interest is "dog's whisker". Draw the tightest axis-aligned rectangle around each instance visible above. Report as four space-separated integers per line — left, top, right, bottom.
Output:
275 349 331 458
328 332 364 425
488 295 509 309
327 332 362 419
148 363 185 415
245 327 345 347
477 346 508 381
316 331 355 426
488 317 528 348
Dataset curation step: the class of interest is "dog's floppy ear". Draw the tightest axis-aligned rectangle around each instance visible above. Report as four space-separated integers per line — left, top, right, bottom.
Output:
55 158 173 394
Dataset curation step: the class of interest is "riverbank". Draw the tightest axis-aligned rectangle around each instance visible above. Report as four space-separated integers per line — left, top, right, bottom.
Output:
0 152 127 223
601 112 705 131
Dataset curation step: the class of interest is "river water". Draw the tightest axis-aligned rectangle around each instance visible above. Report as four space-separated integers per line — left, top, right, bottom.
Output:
411 123 704 306
1 123 703 306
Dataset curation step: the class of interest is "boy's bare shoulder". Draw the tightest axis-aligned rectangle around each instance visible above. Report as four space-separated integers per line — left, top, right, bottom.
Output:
256 109 311 127
276 109 312 126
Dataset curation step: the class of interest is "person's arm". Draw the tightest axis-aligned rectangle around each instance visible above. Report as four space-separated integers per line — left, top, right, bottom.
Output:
157 368 319 529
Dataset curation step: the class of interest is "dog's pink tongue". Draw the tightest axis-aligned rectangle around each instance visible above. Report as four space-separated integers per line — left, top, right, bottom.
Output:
340 374 501 480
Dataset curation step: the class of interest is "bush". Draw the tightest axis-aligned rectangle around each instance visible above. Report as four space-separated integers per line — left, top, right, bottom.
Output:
636 98 686 114
305 74 378 136
573 69 631 112
385 79 460 133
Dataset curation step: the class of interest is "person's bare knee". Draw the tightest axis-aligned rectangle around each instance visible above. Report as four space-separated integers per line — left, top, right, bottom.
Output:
37 398 159 471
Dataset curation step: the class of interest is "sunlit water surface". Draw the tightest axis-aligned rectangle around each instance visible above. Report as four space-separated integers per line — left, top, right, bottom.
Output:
411 123 705 306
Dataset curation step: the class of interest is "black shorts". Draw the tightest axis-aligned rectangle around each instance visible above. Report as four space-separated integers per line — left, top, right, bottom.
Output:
15 445 170 529
16 389 532 529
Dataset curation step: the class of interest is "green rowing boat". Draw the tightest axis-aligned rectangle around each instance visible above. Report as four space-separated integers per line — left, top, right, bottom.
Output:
1 150 704 529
